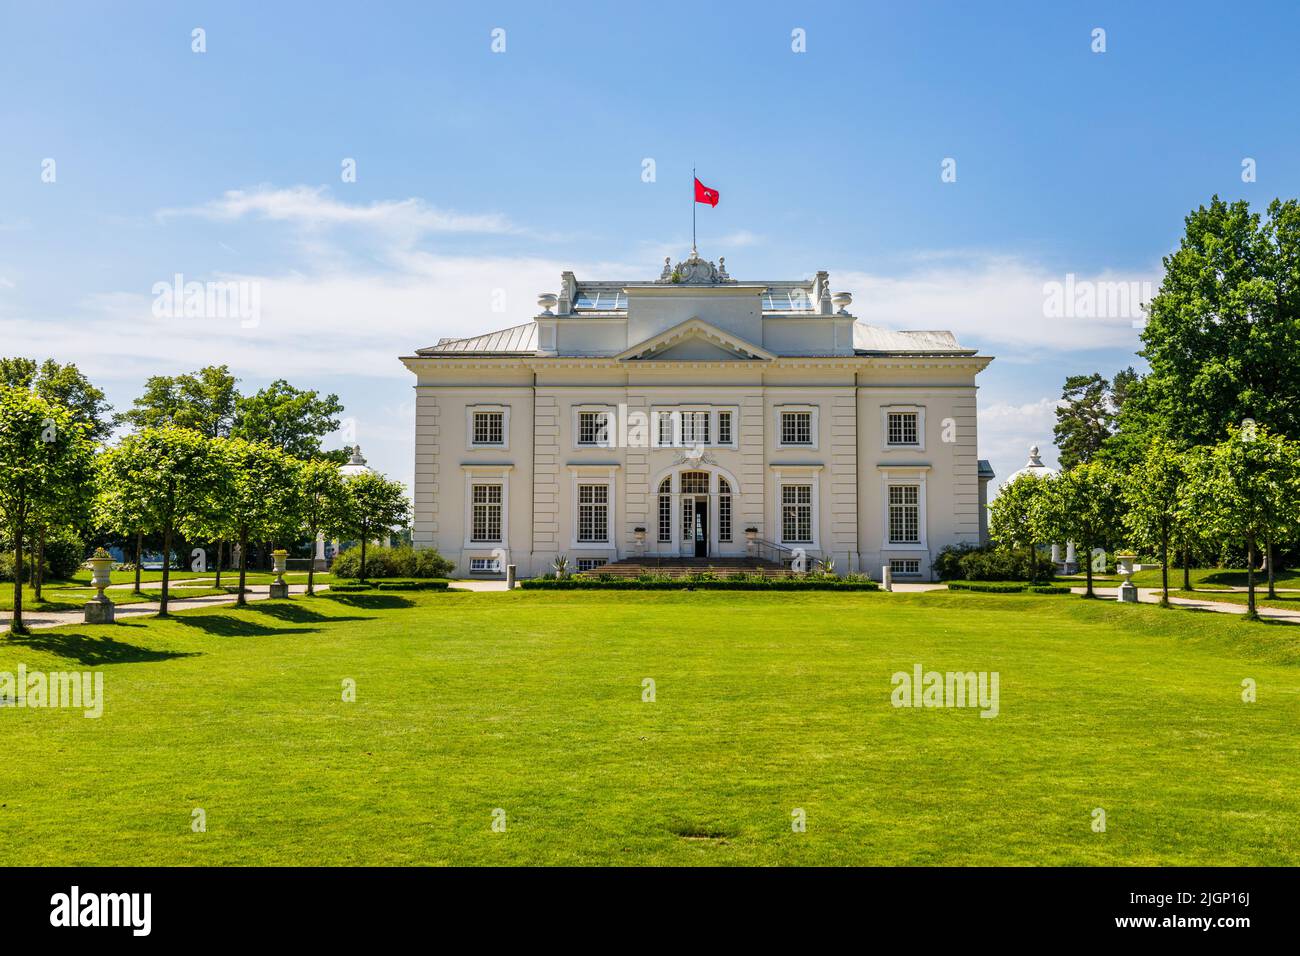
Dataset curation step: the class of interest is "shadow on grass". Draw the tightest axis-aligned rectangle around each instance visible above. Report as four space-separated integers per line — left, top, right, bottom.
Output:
6 632 199 665
318 593 415 610
245 603 370 625
168 614 322 638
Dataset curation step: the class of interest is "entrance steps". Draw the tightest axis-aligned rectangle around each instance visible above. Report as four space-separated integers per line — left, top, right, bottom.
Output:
584 556 792 579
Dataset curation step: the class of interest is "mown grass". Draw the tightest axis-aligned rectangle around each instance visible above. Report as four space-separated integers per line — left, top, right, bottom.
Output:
1 589 1297 866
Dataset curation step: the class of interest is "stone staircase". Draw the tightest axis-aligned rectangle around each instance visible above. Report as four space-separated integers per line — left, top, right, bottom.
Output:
581 556 793 579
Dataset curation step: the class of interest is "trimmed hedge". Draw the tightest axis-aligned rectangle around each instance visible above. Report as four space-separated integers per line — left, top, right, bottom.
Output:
947 581 1072 595
330 545 454 580
522 578 880 591
330 580 450 592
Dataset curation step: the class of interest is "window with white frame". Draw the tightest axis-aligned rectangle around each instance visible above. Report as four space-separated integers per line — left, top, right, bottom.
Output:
657 478 672 542
718 478 732 542
781 484 813 543
577 409 613 447
470 483 503 542
469 557 502 573
888 484 920 543
576 558 607 572
890 558 921 576
653 407 736 447
577 483 610 542
780 410 813 446
887 411 919 446
472 410 505 446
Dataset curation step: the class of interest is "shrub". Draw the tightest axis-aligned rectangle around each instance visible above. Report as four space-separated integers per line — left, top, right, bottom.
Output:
44 532 86 580
330 545 454 579
933 544 1054 582
946 581 1071 595
329 580 449 592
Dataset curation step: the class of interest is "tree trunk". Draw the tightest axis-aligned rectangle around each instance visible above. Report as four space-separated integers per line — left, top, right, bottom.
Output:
1182 546 1191 591
306 526 316 596
1245 539 1258 620
237 528 248 607
215 540 223 588
159 526 172 616
11 535 26 635
1160 527 1170 607
1266 538 1277 600
360 535 368 585
33 530 45 602
1084 538 1094 598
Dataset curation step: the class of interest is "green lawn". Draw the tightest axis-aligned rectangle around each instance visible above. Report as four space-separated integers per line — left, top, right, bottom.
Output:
1059 566 1300 590
1 589 1297 866
1171 589 1300 613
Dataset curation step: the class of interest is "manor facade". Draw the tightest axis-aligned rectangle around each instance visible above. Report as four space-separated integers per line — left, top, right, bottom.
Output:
401 251 994 579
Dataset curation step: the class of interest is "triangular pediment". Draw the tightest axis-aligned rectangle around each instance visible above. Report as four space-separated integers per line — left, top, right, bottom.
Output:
616 318 774 362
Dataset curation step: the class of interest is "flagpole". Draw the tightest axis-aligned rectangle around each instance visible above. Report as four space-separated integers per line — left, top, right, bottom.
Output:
692 166 696 255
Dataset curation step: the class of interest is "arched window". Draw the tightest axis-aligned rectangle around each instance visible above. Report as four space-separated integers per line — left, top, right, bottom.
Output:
657 477 672 542
718 477 732 542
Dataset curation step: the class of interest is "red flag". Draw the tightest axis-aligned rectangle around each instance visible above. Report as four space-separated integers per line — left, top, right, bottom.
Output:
694 177 719 207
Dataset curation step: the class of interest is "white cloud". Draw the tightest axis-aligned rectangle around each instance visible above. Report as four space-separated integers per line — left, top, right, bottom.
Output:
835 256 1160 354
978 396 1061 490
159 185 519 236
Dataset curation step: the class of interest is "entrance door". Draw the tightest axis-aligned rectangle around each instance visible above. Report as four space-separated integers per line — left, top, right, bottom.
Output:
693 499 708 557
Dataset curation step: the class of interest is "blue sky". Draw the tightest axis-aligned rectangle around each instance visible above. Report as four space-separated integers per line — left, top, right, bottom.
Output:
3 0 1298 487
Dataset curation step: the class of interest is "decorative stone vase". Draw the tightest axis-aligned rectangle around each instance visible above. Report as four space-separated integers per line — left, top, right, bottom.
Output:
633 527 646 557
1115 552 1138 603
269 549 290 599
84 548 116 624
745 527 758 556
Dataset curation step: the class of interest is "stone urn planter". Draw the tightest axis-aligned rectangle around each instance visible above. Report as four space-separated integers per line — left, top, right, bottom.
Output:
745 527 758 556
1115 552 1138 603
84 548 116 624
633 527 646 556
269 549 290 599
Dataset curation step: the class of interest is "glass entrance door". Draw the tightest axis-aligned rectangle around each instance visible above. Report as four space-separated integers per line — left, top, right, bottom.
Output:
693 499 708 557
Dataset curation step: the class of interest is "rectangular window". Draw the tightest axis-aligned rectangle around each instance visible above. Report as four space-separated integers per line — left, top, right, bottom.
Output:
718 410 733 445
577 410 611 446
681 411 709 445
469 557 501 573
887 411 919 446
781 484 813 543
719 492 732 542
890 558 921 576
780 411 813 445
577 558 607 572
577 484 609 542
472 411 504 446
471 483 503 542
657 412 673 446
888 485 920 543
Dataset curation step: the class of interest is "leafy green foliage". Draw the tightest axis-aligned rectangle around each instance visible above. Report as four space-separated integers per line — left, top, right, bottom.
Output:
335 471 410 582
329 545 453 580
1033 462 1126 597
233 380 344 459
932 544 1054 582
0 387 96 631
1135 196 1300 447
121 365 239 438
0 357 114 442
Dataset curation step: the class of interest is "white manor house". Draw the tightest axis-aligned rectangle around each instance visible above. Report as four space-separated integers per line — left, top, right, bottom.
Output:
401 250 995 579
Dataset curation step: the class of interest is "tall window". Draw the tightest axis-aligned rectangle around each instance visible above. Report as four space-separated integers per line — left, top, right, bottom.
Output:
781 484 812 543
472 410 504 445
780 410 813 445
889 484 920 543
887 411 919 446
657 478 672 542
718 410 733 445
680 411 709 445
718 478 732 542
470 483 503 541
578 410 611 446
577 484 609 542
